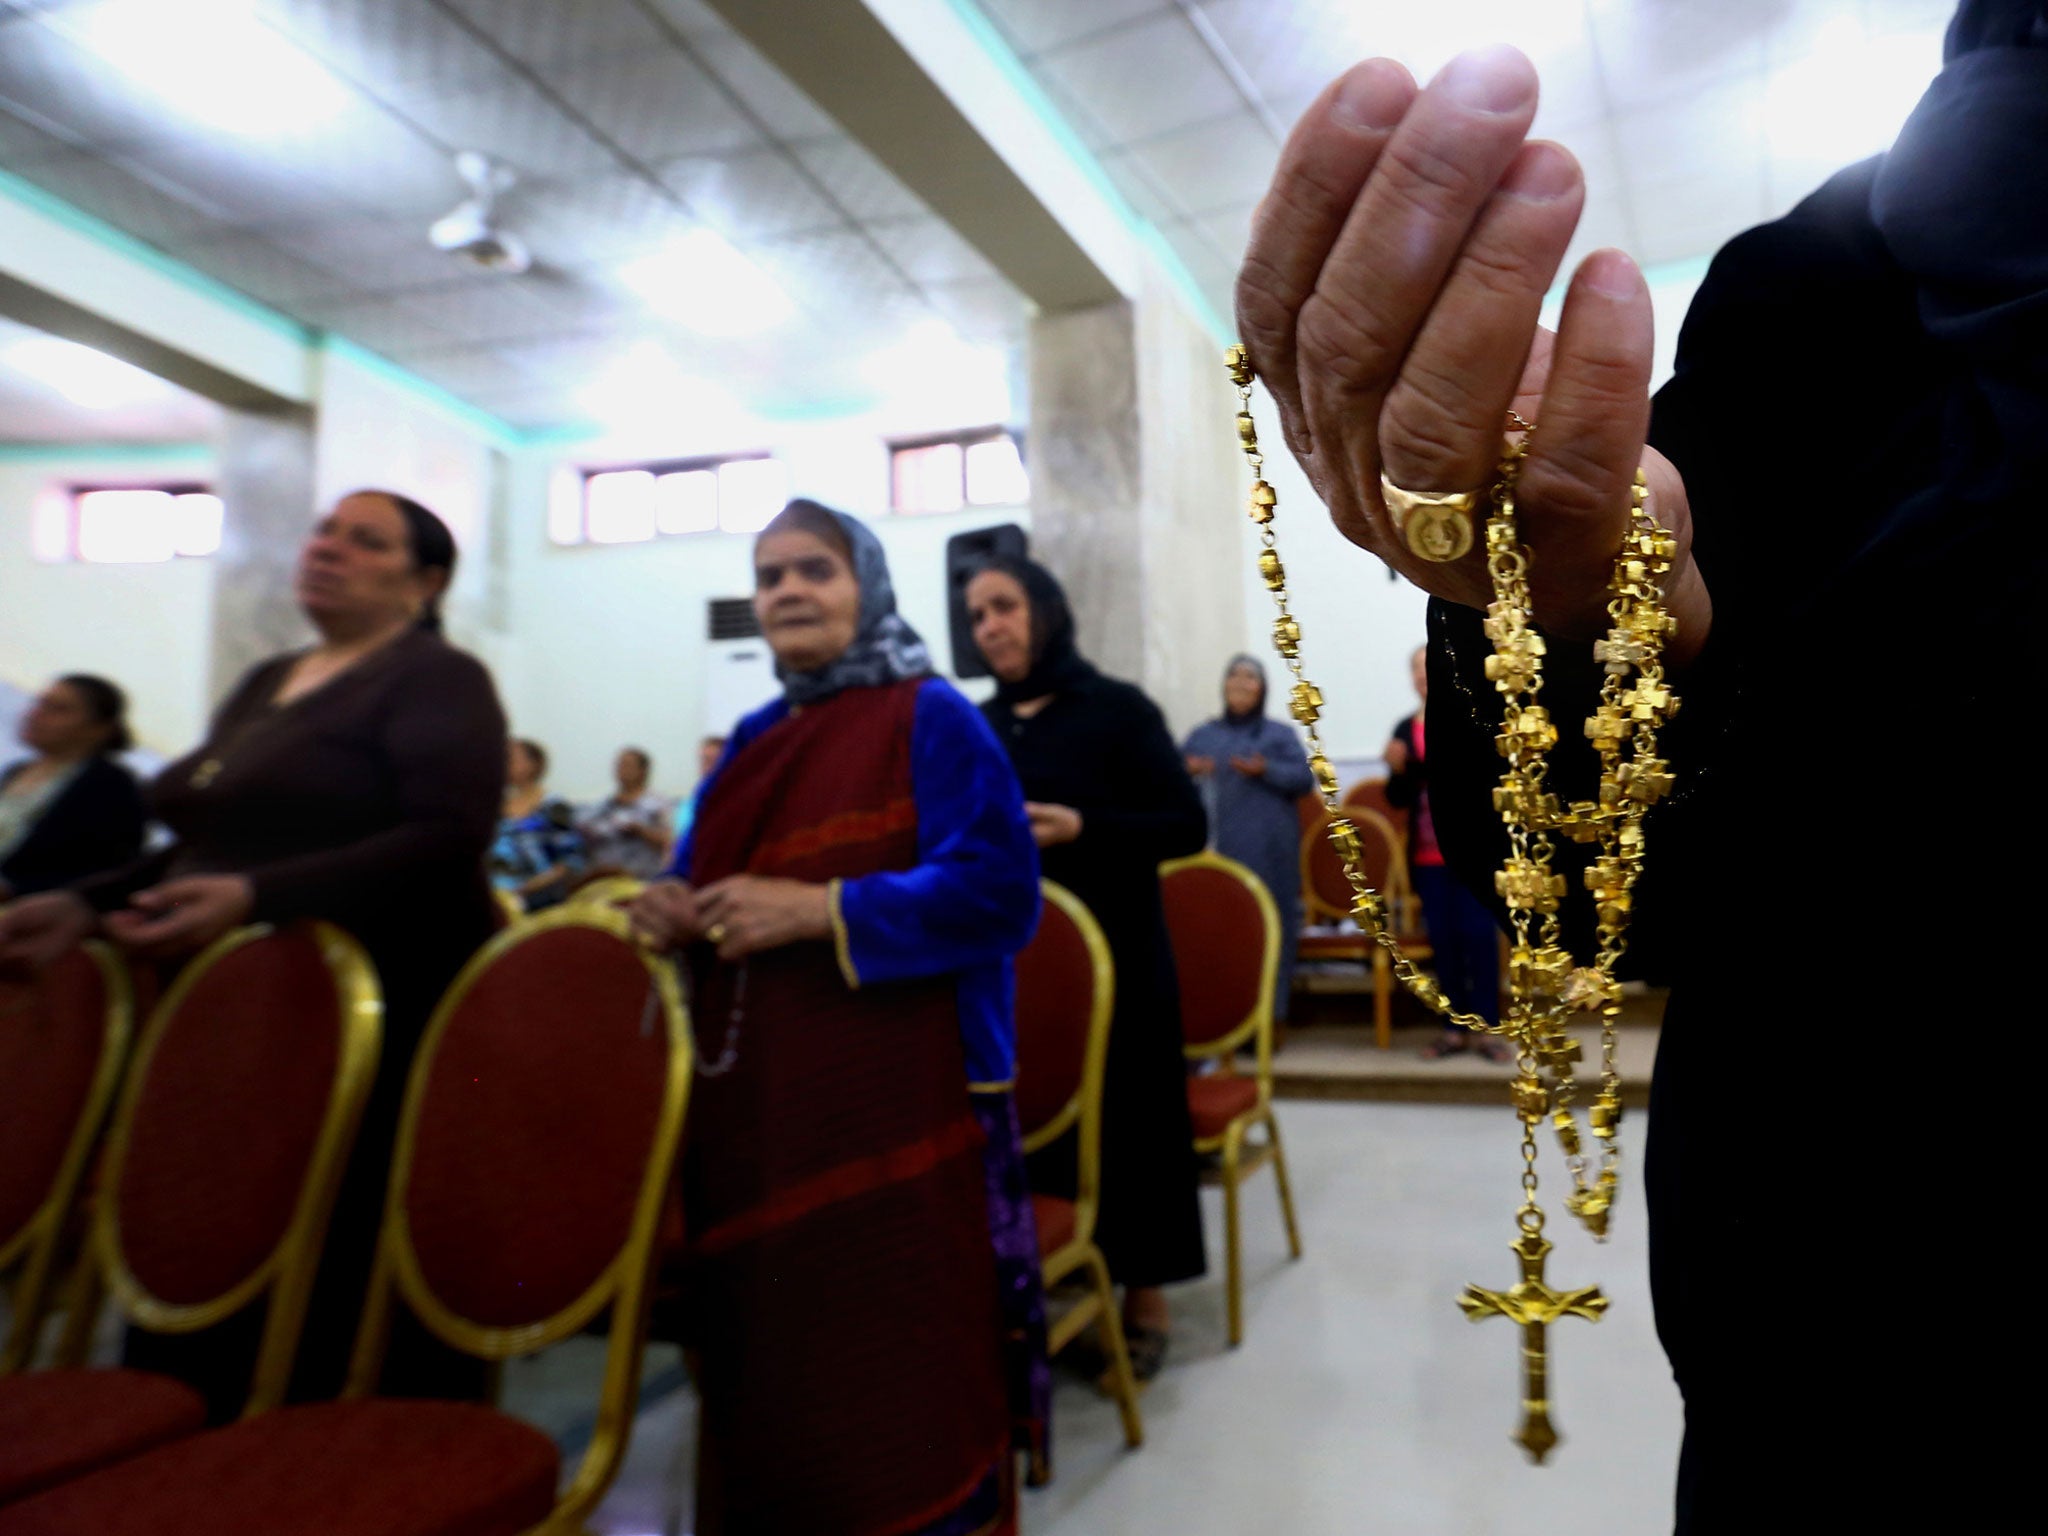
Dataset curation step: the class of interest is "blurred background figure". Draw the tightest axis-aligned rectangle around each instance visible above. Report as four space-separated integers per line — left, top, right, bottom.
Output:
1182 655 1314 1021
672 733 728 847
0 673 144 900
630 499 1044 1535
576 745 673 880
1385 648 1503 1060
0 488 505 1416
968 554 1206 1380
491 736 585 912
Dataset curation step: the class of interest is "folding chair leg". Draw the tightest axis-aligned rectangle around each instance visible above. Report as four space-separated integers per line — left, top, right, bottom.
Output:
1373 951 1392 1050
1086 1246 1144 1450
1222 1125 1244 1348
1266 1111 1303 1261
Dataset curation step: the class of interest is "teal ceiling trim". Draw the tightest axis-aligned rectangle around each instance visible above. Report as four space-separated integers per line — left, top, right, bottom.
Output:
943 0 1232 344
317 334 522 451
0 164 312 345
0 440 214 465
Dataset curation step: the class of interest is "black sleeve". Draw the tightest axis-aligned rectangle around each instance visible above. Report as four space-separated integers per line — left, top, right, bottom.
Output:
248 647 508 925
1081 687 1208 862
0 759 148 896
1383 716 1423 810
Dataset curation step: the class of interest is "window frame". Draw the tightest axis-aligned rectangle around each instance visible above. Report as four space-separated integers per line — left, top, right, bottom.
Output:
568 451 785 546
59 480 219 564
888 426 1027 514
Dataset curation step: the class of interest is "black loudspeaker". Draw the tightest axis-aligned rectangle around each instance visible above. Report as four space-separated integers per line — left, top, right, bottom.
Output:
945 522 1028 679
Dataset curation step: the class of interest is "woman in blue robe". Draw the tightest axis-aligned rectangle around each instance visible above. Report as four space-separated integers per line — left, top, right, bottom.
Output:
1182 655 1314 1019
630 499 1047 1534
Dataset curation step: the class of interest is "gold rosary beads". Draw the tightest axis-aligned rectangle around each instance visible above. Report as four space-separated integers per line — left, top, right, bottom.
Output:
1224 343 1680 1461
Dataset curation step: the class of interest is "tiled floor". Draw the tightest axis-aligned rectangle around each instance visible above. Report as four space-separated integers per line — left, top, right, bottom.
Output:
556 1100 1683 1536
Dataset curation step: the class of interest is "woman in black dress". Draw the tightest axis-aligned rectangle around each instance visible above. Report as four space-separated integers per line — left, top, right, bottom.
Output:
0 675 144 900
966 556 1206 1377
0 489 505 1417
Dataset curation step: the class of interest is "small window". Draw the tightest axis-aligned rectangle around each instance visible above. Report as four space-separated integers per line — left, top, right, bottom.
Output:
563 454 785 545
49 484 220 563
891 429 1026 514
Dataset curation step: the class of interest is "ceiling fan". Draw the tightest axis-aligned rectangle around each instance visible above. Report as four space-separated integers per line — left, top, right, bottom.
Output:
429 150 532 275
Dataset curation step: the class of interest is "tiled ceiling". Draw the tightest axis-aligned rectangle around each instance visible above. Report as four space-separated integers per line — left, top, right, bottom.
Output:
0 0 1029 433
0 1 1962 438
974 0 1959 326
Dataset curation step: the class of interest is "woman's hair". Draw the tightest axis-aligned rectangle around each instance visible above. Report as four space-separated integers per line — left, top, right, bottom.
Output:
55 674 133 755
620 746 650 774
758 498 854 565
351 488 457 632
513 737 548 776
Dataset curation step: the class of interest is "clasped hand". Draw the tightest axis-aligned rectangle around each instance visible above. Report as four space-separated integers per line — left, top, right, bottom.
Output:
0 874 253 976
1237 46 1709 664
627 874 829 960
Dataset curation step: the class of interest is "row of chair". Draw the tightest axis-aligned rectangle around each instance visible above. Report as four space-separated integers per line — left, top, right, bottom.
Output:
0 850 1301 1528
1298 779 1435 1048
0 908 688 1535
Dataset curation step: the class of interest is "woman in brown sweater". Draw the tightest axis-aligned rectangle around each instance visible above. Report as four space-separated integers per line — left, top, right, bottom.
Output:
0 488 507 1415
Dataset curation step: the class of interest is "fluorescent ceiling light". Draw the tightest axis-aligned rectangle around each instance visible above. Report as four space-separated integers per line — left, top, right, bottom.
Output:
861 320 1011 424
576 342 749 435
62 0 352 135
617 232 795 337
1 336 174 409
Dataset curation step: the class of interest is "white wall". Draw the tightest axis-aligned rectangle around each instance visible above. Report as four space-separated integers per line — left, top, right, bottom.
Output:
0 451 218 756
494 418 1028 804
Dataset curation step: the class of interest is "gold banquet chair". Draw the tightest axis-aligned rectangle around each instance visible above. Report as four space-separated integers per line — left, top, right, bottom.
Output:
1299 805 1427 1049
0 923 381 1509
0 942 133 1375
566 874 645 910
0 905 691 1536
1014 880 1143 1470
1161 853 1304 1347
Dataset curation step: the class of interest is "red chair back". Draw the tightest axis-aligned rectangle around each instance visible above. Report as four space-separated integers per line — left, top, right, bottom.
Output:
0 944 130 1370
86 923 380 1410
348 907 689 1530
1302 807 1404 923
1012 882 1110 1150
1160 854 1277 1056
0 946 123 1259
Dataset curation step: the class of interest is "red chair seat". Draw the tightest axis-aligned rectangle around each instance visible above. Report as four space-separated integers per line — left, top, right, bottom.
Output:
0 1398 557 1536
0 1370 205 1506
1032 1194 1076 1258
1186 1075 1261 1141
1296 932 1369 959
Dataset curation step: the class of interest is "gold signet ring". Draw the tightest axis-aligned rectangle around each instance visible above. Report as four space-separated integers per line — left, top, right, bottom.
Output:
706 923 729 946
1381 474 1478 563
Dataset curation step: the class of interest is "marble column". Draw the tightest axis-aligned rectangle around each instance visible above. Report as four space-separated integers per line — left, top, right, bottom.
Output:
209 405 317 700
1027 266 1245 735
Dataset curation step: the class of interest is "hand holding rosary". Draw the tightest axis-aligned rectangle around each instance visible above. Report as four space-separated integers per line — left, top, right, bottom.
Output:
1226 343 1679 1461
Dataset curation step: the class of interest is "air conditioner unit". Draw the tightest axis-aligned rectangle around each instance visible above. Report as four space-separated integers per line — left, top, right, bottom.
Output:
704 597 776 735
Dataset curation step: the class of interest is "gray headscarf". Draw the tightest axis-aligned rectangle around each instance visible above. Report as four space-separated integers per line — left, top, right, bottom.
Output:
762 499 932 705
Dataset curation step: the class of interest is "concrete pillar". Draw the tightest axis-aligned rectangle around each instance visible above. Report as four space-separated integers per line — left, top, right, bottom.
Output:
1026 266 1244 736
209 406 316 698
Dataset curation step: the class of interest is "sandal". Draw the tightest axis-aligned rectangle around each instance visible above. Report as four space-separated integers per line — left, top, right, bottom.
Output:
1419 1033 1471 1061
1473 1037 1512 1064
1119 1324 1170 1384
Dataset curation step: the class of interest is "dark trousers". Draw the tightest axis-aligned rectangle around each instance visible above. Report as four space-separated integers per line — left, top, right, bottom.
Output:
1412 863 1501 1026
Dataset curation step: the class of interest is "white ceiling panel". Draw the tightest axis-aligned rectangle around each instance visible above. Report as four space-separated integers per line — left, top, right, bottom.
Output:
655 146 847 241
375 275 586 345
295 289 465 352
265 214 489 291
257 0 511 90
1121 109 1280 216
689 30 843 143
787 136 931 223
439 0 675 71
0 18 189 147
386 339 548 396
750 226 924 318
863 216 1004 287
551 49 761 163
975 0 1171 56
0 101 78 165
919 276 1034 344
513 171 699 266
9 151 224 243
113 134 375 226
394 74 619 180
1032 14 1245 144
152 229 362 307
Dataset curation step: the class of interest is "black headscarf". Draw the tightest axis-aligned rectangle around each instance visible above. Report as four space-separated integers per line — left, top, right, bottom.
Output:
974 556 1098 707
1945 0 2048 53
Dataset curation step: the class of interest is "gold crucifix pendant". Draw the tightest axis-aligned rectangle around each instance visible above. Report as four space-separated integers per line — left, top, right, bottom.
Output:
1459 1230 1608 1463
